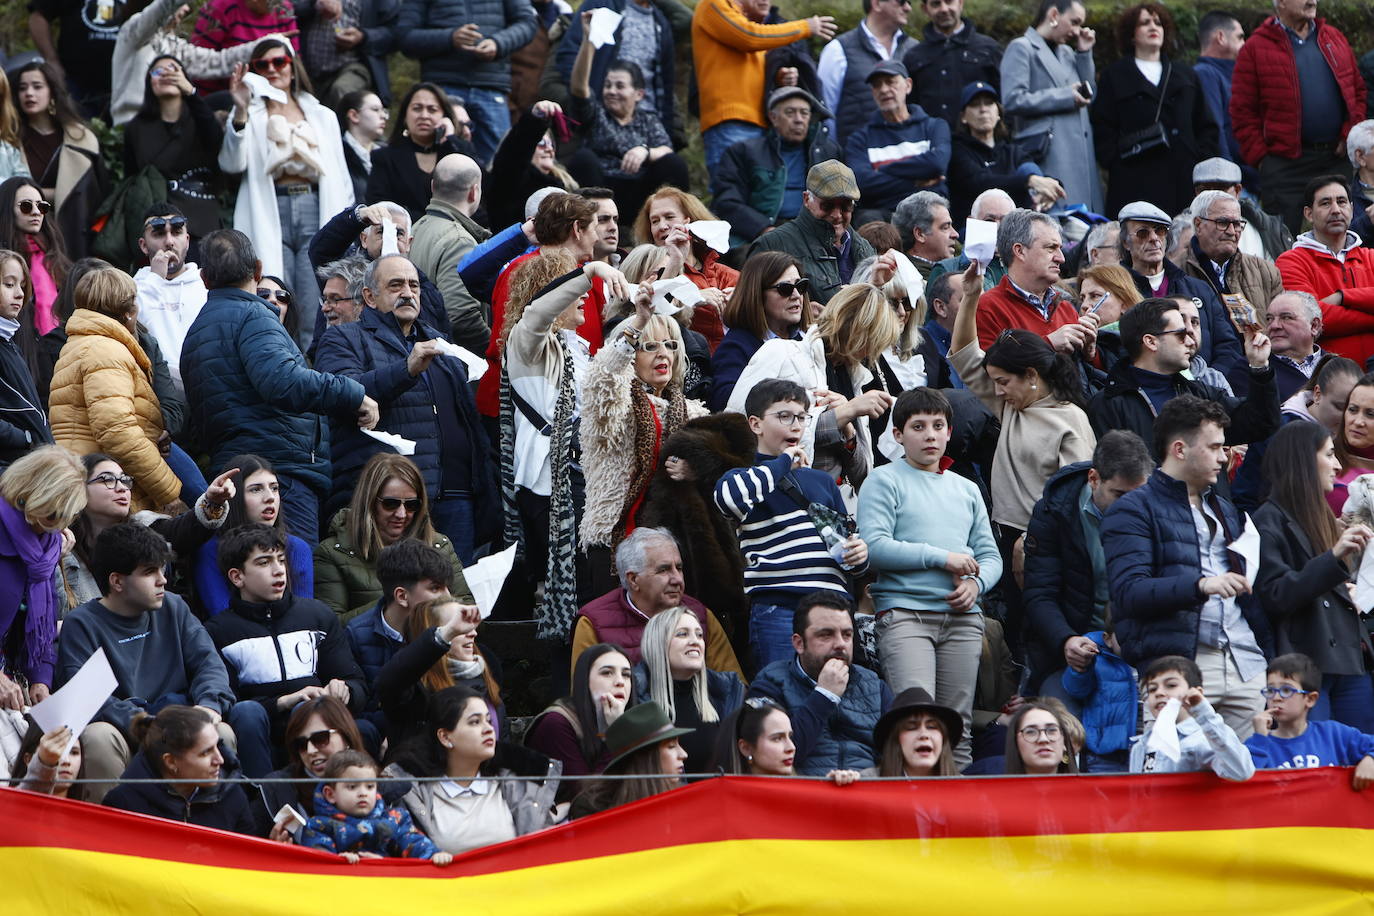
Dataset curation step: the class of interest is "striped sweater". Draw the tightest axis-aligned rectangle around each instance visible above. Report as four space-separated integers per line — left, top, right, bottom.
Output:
714 452 862 607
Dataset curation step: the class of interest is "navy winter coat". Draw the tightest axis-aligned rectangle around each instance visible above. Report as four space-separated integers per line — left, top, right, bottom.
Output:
104 747 257 835
747 656 891 775
181 287 365 493
1101 469 1273 667
1022 461 1100 683
843 106 951 211
396 0 537 91
1127 259 1243 384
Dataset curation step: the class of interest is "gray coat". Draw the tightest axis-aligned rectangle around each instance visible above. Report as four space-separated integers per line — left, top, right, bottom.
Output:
386 758 562 841
397 0 537 91
1000 28 1103 213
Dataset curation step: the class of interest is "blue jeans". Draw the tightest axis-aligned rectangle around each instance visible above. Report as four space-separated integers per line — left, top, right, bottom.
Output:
749 602 796 672
277 473 321 543
165 442 208 505
431 492 476 566
275 188 321 352
226 700 274 778
445 85 510 166
1310 672 1374 733
702 121 765 178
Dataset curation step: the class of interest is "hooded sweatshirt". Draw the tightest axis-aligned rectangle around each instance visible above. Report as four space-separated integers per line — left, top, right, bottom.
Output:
844 106 952 211
134 263 208 395
1276 230 1374 362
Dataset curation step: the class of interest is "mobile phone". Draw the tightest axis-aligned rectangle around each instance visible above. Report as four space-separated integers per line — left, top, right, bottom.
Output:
435 122 449 143
1088 292 1109 314
1077 81 1094 100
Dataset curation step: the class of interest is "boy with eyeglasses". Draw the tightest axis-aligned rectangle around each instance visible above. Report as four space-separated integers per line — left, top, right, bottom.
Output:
1129 655 1254 781
1245 653 1374 789
715 378 869 669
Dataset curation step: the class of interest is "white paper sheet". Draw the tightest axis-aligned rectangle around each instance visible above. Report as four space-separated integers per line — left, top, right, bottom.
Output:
964 218 998 274
1356 546 1374 614
688 220 731 253
651 276 704 314
242 71 288 105
380 218 400 256
465 543 517 619
1233 514 1261 587
1146 697 1183 762
588 8 622 48
361 428 416 456
888 250 925 301
432 338 487 380
29 647 118 754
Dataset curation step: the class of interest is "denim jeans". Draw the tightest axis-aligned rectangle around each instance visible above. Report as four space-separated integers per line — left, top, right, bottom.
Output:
277 472 321 543
165 442 208 505
227 700 274 778
749 602 796 673
702 120 765 178
444 85 511 166
1310 672 1374 733
431 492 476 566
275 188 321 352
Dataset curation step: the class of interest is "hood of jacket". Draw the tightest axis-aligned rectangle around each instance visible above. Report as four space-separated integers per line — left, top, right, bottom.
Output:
1292 230 1363 258
64 308 152 373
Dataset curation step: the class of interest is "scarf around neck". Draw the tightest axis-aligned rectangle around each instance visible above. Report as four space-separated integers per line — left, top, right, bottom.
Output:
0 497 59 683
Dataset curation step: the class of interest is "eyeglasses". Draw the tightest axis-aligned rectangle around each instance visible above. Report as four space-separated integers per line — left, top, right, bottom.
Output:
1150 326 1190 341
815 198 855 213
257 288 293 305
17 199 51 216
377 496 422 513
1018 724 1061 741
87 472 134 491
891 297 914 313
1198 216 1247 233
767 278 810 298
145 216 187 235
1260 685 1310 700
636 339 680 353
766 410 806 426
251 56 292 73
289 728 340 754
322 294 356 306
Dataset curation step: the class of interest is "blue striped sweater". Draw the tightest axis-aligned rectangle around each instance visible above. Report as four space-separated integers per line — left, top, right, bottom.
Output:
714 452 861 607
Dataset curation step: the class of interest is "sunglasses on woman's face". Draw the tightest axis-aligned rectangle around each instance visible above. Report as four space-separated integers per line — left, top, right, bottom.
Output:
251 56 292 74
257 288 292 304
289 728 339 753
377 496 422 513
17 199 51 216
636 339 680 352
767 278 810 298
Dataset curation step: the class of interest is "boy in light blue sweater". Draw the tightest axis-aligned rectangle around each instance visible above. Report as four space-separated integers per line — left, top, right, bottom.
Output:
857 387 1001 769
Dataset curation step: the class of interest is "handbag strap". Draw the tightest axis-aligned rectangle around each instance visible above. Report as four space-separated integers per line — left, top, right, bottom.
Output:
1149 61 1171 126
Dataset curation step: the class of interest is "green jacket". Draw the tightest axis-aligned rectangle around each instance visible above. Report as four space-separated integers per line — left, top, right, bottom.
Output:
747 209 876 305
313 508 472 622
409 199 492 353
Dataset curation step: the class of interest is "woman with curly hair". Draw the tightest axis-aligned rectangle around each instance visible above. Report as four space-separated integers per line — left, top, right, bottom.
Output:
634 187 737 351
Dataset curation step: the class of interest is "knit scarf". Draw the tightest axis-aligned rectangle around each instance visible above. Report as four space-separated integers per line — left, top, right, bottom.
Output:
27 236 58 337
0 497 59 682
0 316 18 341
613 382 687 546
543 343 580 640
446 655 486 682
498 364 524 564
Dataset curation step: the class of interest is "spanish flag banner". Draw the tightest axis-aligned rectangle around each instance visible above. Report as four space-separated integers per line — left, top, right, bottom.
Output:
4 769 1374 914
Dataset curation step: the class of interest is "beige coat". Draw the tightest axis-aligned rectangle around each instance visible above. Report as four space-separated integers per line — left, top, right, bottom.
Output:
49 309 179 512
1181 244 1284 315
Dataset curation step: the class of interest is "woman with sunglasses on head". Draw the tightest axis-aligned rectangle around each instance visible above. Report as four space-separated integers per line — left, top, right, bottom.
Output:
124 56 226 243
580 278 706 591
194 454 315 617
221 39 353 351
255 694 373 840
314 452 470 620
0 176 69 341
633 188 737 352
710 251 808 412
525 643 634 801
366 83 471 222
1004 700 1079 775
711 697 862 784
11 61 96 255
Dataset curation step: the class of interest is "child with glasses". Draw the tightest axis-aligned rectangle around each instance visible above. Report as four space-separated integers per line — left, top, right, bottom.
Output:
1245 653 1374 789
1129 655 1254 781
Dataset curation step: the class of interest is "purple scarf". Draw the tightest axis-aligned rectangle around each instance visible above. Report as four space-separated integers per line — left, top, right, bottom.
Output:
0 497 59 686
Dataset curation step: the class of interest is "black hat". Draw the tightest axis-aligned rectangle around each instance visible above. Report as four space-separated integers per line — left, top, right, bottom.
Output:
865 59 910 84
873 687 963 752
603 701 694 771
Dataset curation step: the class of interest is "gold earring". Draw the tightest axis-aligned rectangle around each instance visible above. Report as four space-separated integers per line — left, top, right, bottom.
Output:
47 100 55 116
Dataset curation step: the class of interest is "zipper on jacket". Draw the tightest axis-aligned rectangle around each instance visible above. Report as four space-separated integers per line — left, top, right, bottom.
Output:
266 604 291 685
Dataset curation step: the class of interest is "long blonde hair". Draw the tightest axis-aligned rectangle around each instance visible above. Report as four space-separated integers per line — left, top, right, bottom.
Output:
346 453 436 563
0 77 21 149
817 283 899 367
853 256 927 359
640 606 718 724
0 445 87 531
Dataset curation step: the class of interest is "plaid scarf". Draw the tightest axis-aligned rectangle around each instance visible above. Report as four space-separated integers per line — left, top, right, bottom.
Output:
543 344 581 640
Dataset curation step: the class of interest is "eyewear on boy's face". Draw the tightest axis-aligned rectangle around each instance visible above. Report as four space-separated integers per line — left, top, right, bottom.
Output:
766 410 807 427
1260 685 1310 700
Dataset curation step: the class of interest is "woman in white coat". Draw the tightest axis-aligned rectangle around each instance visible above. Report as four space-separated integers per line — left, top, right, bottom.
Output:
220 39 353 351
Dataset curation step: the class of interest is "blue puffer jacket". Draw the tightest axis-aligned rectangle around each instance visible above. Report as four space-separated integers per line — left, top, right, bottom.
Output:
747 656 891 775
181 287 365 493
313 307 498 531
396 0 537 91
1060 631 1137 755
1101 469 1274 667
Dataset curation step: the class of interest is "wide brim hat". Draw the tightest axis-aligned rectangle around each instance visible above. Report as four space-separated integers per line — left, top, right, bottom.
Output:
873 687 963 751
603 701 694 771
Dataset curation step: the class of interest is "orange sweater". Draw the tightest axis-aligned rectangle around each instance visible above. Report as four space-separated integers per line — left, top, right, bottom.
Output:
691 0 813 132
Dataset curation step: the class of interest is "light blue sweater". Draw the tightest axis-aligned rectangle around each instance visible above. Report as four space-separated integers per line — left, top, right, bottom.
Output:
857 460 1002 613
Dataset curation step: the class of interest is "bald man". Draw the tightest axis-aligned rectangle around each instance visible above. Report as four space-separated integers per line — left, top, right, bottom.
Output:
411 154 492 352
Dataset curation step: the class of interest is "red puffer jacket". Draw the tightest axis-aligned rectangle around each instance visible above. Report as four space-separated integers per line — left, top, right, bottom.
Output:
1230 16 1365 165
1275 233 1374 364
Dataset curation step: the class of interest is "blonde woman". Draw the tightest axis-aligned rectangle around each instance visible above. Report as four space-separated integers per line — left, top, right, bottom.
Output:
313 452 470 621
609 243 713 401
0 76 30 182
632 605 744 774
1077 264 1143 368
0 445 85 705
49 267 180 513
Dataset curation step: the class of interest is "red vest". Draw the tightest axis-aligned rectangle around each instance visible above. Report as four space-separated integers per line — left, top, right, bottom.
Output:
576 590 710 664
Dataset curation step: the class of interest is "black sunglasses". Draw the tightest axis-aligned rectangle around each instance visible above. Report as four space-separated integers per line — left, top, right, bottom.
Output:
767 278 810 298
290 728 339 754
18 199 51 216
145 216 187 234
257 288 293 305
377 496 422 513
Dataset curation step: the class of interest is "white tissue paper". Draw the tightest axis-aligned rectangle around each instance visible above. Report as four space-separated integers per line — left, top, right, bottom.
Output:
1356 546 1374 614
243 71 288 105
651 276 704 315
361 428 416 455
465 543 518 619
889 250 925 301
1233 514 1261 588
381 218 400 257
1147 697 1183 762
964 218 998 274
588 8 622 48
688 220 731 254
432 338 488 380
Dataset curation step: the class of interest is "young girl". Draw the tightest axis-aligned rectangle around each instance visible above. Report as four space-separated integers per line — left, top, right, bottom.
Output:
711 697 861 784
871 687 961 777
11 724 84 799
1004 701 1079 775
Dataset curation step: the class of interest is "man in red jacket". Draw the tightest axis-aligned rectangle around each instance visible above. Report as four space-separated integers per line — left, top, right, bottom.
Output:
1275 176 1374 365
1230 0 1364 234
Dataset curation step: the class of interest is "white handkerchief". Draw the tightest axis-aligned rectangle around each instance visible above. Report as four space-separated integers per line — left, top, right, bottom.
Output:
888 250 925 301
361 428 416 456
243 71 288 105
1233 514 1261 588
465 543 517 619
1356 546 1374 614
432 338 487 380
381 218 400 256
1147 697 1183 762
964 218 998 274
651 276 704 314
688 220 731 254
29 647 119 755
588 8 622 47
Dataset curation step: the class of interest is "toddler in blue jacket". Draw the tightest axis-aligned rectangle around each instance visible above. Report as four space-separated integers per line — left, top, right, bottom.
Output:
1060 626 1136 772
301 750 453 865
1245 653 1374 790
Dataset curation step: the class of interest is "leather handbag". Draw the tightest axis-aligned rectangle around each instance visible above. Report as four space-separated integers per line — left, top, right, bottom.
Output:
1118 62 1172 161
